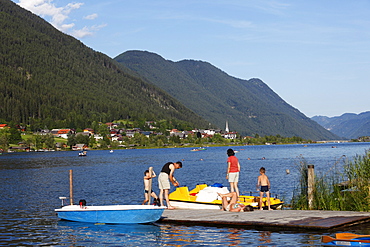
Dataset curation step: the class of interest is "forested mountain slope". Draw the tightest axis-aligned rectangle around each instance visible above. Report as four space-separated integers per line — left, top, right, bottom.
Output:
0 0 209 130
115 51 339 140
312 112 370 139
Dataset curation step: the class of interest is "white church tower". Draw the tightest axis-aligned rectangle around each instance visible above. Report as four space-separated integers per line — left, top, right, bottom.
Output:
225 121 229 133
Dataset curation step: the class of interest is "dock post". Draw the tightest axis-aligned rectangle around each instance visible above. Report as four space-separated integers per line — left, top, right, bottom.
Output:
69 169 74 205
147 167 153 205
308 165 314 209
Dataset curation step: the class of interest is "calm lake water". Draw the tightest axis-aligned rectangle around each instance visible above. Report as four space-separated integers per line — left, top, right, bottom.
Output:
1 142 370 246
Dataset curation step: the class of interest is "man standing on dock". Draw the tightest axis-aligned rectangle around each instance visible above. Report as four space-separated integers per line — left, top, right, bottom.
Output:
158 161 182 209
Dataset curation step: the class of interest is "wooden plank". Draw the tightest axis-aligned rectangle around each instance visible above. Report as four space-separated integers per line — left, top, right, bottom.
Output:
160 210 370 230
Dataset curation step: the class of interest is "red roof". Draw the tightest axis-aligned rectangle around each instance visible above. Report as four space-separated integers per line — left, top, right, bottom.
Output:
57 129 70 134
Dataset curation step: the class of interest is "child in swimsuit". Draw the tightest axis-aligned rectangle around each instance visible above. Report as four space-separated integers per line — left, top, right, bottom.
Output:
257 167 272 210
142 169 160 205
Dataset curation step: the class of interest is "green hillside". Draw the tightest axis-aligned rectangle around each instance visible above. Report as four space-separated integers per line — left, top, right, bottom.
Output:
115 50 339 140
0 0 209 130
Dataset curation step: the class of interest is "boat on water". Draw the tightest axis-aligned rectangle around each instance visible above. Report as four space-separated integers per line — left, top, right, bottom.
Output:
55 204 165 224
169 184 284 210
321 234 370 246
55 169 165 224
78 151 87 156
191 147 207 151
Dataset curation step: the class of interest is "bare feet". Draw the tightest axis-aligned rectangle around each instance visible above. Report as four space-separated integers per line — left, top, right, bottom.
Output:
167 206 176 210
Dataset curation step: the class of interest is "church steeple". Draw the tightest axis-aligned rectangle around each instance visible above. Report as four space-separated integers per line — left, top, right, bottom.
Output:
225 121 229 133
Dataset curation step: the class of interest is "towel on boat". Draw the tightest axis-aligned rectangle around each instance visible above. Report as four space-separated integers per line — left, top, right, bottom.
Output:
195 186 229 202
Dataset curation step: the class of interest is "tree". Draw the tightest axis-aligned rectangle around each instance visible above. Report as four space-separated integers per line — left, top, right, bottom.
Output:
75 134 90 145
0 130 9 152
44 134 55 149
211 133 224 143
8 124 22 144
33 135 44 150
67 133 76 148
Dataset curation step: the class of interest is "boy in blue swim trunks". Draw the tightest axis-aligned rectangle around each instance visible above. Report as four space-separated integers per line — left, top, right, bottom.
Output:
257 167 272 210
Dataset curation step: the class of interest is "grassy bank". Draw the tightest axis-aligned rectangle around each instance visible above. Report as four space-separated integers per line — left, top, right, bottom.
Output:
291 150 370 211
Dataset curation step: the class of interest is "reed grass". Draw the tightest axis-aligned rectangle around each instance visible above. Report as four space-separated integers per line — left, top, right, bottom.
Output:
291 150 370 211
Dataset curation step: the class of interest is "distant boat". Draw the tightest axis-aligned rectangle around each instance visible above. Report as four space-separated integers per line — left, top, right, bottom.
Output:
191 147 207 152
110 150 114 153
78 151 87 156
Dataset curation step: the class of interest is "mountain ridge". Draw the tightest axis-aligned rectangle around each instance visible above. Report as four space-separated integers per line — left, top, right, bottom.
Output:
311 112 370 139
115 50 339 140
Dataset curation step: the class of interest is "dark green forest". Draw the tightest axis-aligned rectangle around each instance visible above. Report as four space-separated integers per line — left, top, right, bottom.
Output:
0 0 209 131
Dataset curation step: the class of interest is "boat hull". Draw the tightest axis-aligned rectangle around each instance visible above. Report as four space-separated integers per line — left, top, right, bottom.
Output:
170 200 222 210
323 240 370 246
169 184 283 210
55 205 165 224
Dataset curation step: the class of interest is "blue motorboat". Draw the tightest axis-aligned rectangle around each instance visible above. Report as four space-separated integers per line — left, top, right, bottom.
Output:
55 204 165 224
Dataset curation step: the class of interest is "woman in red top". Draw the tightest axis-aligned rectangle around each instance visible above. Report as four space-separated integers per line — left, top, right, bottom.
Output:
226 149 240 197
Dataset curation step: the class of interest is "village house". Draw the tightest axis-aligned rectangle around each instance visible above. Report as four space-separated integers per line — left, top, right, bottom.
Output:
145 121 157 129
72 144 88 151
83 128 94 134
106 122 119 130
94 134 103 141
223 131 238 139
0 124 8 129
51 129 74 139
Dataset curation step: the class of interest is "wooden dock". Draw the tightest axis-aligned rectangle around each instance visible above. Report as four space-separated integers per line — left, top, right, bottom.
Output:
160 209 370 231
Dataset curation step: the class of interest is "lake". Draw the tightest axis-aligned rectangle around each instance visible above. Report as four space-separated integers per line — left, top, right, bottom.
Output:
1 142 370 246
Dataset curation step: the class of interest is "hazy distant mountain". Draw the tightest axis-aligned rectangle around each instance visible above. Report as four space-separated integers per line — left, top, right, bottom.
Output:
312 112 370 139
115 50 339 141
0 0 210 130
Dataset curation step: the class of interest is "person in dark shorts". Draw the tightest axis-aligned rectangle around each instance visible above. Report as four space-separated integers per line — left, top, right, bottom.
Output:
257 167 272 210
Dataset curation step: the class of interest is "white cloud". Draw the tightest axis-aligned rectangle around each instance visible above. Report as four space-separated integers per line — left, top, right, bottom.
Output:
16 0 103 38
72 24 107 38
84 13 98 20
71 26 93 38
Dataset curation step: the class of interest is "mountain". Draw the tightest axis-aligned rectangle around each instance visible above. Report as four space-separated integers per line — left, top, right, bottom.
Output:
0 0 210 130
115 50 339 141
312 112 370 139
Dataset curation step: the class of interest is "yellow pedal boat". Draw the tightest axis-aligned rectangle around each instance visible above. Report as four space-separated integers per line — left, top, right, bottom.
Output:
169 184 284 210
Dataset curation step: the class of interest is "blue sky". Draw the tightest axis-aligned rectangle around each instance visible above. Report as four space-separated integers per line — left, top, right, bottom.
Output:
13 0 370 117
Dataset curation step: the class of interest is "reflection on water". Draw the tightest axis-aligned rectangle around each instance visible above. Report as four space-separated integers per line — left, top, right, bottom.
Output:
1 143 370 246
227 228 244 246
258 231 272 245
56 221 162 246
